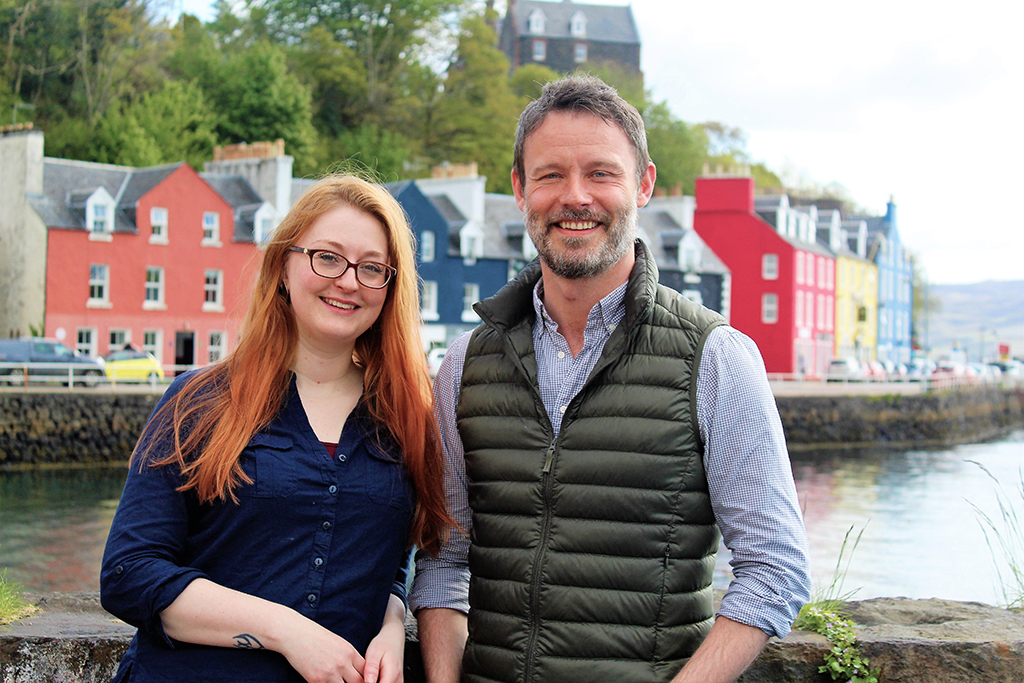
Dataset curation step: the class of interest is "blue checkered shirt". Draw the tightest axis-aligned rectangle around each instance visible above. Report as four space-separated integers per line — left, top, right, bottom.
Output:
410 281 811 638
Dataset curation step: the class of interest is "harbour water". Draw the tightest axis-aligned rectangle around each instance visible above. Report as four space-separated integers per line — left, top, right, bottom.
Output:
2 430 1023 605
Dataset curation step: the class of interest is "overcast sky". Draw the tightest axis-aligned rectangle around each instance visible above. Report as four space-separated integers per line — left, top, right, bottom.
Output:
180 0 1023 285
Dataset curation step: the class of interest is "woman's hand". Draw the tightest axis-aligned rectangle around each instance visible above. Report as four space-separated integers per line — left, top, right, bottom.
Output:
277 620 367 683
363 594 407 683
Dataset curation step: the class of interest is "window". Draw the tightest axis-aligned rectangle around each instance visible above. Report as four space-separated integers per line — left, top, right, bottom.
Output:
143 330 161 362
681 247 699 271
827 260 835 290
795 252 804 285
93 204 111 233
827 295 834 331
761 293 778 324
762 253 779 280
462 283 480 323
816 294 825 329
570 11 587 37
421 280 438 321
574 43 587 63
88 264 110 307
528 9 545 33
109 329 130 351
258 218 274 244
421 231 435 262
150 207 168 243
817 258 826 290
532 39 546 61
805 291 815 328
461 226 483 264
208 331 226 363
203 269 224 311
144 267 165 309
202 212 220 245
806 255 815 287
795 292 803 328
76 328 96 357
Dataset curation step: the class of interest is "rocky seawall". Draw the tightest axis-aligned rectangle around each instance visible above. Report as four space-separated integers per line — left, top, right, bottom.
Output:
2 593 1021 683
1 386 1022 466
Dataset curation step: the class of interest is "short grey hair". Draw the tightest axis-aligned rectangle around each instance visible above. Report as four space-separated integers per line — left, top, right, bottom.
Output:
513 75 650 188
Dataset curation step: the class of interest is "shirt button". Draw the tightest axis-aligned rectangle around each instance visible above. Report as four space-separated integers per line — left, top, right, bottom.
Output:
337 453 347 462
307 594 317 604
314 557 323 568
328 485 337 494
114 565 124 575
559 405 567 414
557 351 566 359
607 324 616 331
322 521 331 531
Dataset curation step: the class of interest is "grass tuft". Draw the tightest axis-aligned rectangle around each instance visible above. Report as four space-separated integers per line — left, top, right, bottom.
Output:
0 566 37 626
966 460 1024 611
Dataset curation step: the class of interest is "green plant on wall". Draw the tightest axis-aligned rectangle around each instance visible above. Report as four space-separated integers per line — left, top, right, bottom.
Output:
793 525 881 682
0 551 36 625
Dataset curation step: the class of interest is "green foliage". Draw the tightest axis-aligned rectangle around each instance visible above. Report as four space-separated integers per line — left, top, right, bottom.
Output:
793 525 881 683
0 562 35 626
335 122 411 181
510 63 559 103
429 10 517 193
644 100 706 195
967 461 1024 610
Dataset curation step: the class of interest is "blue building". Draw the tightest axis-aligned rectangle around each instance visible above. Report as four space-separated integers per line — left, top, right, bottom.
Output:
857 198 914 365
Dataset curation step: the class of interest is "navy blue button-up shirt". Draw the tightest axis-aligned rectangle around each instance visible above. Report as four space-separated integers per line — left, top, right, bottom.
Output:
101 372 414 682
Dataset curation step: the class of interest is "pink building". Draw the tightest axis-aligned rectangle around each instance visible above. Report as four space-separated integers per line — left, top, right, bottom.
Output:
694 177 834 377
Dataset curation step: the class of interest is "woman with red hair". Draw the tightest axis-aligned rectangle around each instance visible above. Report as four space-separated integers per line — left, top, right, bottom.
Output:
102 175 449 683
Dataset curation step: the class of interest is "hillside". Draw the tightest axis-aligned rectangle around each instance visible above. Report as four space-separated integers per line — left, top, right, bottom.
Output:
923 280 1024 361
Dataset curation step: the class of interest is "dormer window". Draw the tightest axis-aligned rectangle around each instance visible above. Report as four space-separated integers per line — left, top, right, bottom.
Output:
570 11 587 38
528 9 546 34
85 187 116 240
460 222 484 265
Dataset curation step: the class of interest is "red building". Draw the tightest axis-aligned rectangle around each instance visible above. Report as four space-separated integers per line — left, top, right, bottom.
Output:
37 157 259 369
694 177 835 377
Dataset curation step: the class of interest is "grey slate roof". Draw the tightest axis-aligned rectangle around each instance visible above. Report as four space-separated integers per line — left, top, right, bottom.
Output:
427 194 469 254
509 0 639 44
484 193 525 260
202 173 265 242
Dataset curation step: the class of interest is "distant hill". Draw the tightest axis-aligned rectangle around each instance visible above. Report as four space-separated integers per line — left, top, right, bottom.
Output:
922 280 1024 361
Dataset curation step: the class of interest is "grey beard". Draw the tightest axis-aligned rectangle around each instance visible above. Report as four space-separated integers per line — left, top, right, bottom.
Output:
526 207 637 280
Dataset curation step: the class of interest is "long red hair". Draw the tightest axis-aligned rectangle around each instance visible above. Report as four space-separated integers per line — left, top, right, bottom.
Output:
134 175 451 554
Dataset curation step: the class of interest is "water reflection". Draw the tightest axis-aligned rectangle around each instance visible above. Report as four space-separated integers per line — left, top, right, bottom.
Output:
2 431 1023 603
0 466 126 592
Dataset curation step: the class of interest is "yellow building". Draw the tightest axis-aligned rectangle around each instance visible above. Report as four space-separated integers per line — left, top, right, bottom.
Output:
834 221 878 362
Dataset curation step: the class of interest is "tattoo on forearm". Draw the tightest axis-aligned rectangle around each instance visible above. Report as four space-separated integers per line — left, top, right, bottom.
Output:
233 634 265 650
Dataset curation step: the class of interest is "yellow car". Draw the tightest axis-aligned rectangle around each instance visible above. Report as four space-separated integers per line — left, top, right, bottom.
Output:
103 349 165 383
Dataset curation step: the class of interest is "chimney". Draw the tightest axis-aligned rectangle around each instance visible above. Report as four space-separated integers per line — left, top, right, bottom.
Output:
205 139 294 217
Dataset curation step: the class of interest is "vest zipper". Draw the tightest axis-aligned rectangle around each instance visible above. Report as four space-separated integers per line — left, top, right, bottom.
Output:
524 439 557 681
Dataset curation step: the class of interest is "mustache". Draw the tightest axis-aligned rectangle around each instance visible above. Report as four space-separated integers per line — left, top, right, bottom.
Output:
545 209 610 224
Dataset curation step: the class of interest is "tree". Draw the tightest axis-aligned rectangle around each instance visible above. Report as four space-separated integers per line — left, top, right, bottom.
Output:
510 63 558 103
643 100 706 195
94 80 218 168
429 10 518 193
286 24 367 137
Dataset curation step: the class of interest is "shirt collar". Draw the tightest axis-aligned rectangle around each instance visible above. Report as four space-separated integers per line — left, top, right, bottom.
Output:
531 278 629 339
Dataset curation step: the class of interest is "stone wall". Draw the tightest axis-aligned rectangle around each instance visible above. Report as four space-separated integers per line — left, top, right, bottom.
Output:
2 387 1022 466
3 593 1022 682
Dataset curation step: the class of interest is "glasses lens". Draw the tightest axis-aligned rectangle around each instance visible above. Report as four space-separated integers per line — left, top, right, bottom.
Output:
356 262 390 288
311 251 347 278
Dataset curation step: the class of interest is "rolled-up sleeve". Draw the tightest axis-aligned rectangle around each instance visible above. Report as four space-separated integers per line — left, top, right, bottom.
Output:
409 333 472 614
100 379 209 647
697 326 812 638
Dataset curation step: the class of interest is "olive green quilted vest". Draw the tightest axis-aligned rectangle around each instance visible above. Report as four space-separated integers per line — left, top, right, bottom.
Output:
457 241 726 683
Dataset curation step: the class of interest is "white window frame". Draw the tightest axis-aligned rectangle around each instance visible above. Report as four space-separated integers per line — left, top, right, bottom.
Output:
421 280 439 321
462 283 481 323
144 266 166 310
762 253 779 280
816 294 825 329
208 331 226 363
827 259 835 290
143 329 162 364
817 258 826 290
795 291 803 328
827 295 834 331
87 264 112 308
574 43 587 63
202 212 221 246
532 39 546 61
421 231 436 262
570 11 587 37
795 252 804 285
528 9 545 34
150 207 168 244
203 269 224 312
76 328 97 357
806 255 815 287
761 293 778 324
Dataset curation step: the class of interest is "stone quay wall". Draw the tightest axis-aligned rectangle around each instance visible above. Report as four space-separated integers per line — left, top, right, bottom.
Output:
1 386 1022 466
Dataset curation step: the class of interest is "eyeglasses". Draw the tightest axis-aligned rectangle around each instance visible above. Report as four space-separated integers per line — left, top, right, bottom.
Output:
288 247 396 289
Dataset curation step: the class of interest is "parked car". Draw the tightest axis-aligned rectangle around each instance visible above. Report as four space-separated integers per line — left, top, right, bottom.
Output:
0 338 105 387
103 348 164 382
827 357 863 381
863 360 888 380
427 347 447 377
